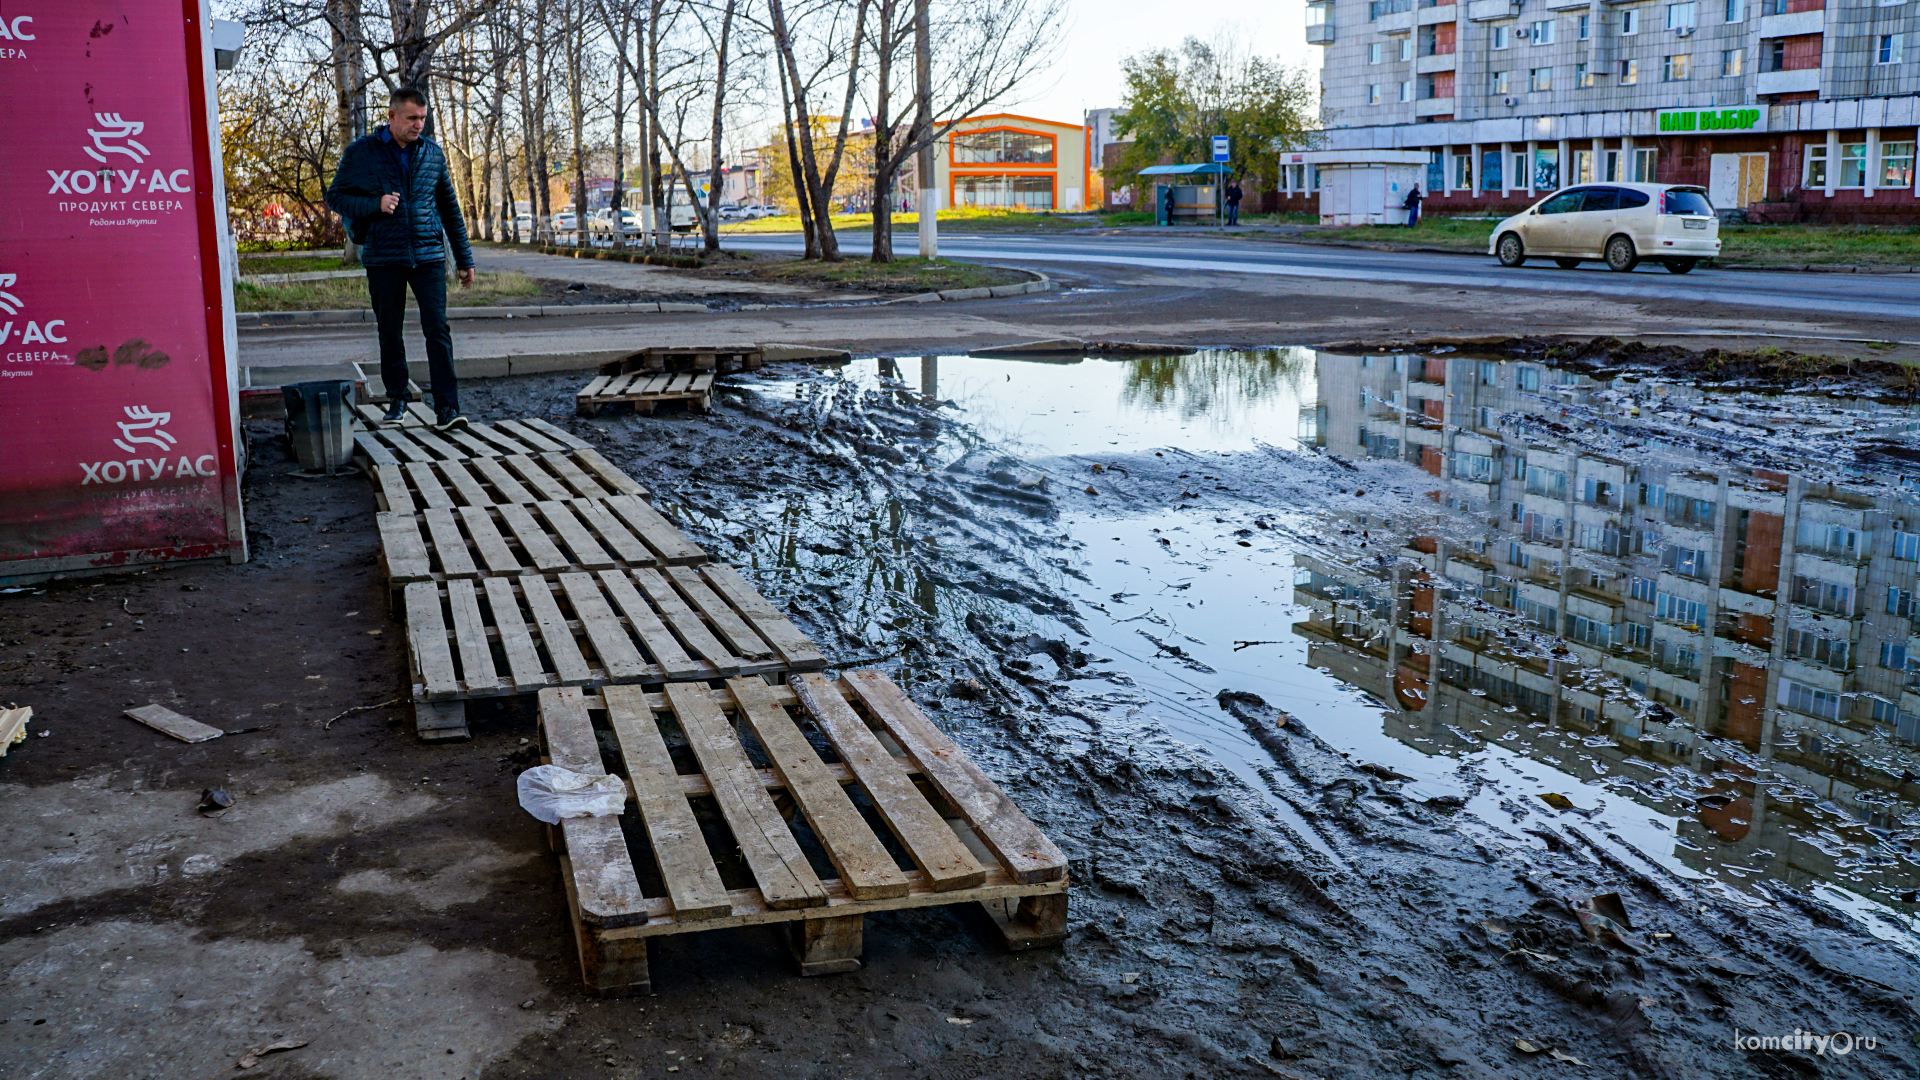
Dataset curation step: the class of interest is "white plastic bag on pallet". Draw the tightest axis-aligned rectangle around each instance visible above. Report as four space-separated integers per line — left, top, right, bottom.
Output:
516 764 628 823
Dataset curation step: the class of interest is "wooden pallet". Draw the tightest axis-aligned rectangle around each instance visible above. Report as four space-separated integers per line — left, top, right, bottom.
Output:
599 344 762 377
378 496 707 584
353 415 591 464
368 451 649 514
350 362 422 404
0 706 30 758
576 372 715 417
403 565 826 738
539 671 1069 995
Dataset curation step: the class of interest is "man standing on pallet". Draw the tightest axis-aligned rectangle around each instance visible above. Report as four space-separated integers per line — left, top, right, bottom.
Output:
325 87 475 432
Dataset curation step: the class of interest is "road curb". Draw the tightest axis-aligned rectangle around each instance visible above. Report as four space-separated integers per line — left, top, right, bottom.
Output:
1213 234 1920 274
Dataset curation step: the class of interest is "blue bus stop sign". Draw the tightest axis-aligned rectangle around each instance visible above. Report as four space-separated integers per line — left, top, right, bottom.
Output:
1212 136 1230 163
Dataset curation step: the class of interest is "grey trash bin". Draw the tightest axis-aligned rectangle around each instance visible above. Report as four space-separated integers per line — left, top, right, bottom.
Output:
282 380 356 474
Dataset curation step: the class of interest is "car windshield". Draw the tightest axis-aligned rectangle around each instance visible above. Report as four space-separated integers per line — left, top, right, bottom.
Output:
1662 189 1713 215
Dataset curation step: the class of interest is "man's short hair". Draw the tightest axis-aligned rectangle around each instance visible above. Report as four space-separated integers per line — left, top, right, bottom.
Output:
390 87 428 110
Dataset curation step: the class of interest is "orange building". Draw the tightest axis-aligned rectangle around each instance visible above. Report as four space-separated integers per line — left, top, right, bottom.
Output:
930 113 1090 212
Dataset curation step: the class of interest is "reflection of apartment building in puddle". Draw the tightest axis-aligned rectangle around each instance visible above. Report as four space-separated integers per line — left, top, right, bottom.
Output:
1294 350 1919 901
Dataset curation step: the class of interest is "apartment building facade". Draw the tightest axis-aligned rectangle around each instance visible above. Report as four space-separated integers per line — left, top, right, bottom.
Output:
1300 0 1920 220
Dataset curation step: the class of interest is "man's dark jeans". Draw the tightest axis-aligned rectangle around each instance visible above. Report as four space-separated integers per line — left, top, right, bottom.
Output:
366 262 456 412
1226 203 1240 225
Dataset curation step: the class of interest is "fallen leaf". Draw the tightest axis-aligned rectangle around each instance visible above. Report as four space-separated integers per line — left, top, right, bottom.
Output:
1120 972 1139 984
1515 1039 1547 1054
236 1039 307 1068
1538 793 1575 811
1503 948 1561 964
1548 1048 1587 1067
1085 485 1099 495
366 629 383 636
1480 919 1511 937
945 1017 974 1026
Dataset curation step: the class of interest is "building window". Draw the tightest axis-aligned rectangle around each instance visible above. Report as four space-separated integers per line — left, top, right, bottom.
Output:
1633 147 1657 182
1569 615 1613 646
1573 62 1592 86
1493 25 1510 48
1655 592 1706 626
1579 13 1591 37
1882 642 1908 669
951 130 1054 165
1401 37 1415 61
1882 142 1917 187
1785 680 1841 721
1400 79 1414 101
1767 39 1786 71
1839 143 1867 187
1490 69 1510 94
1530 66 1553 91
1630 576 1656 602
1574 148 1594 180
1621 9 1639 33
1878 33 1905 64
1725 0 1743 18
1619 59 1640 83
1894 527 1920 560
1532 19 1555 43
1805 143 1828 186
1663 54 1691 80
1722 47 1744 76
1370 42 1384 63
1367 83 1382 104
1452 154 1473 188
1667 2 1697 28
1517 365 1540 391
952 174 1054 210
1626 621 1652 647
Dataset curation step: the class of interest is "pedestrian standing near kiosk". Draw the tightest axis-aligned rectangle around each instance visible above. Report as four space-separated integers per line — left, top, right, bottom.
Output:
1224 180 1243 226
325 87 476 431
1403 185 1423 228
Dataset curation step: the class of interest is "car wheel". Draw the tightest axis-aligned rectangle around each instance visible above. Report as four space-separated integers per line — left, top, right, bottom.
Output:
1554 258 1581 269
1496 233 1526 267
1664 258 1697 275
1605 235 1639 272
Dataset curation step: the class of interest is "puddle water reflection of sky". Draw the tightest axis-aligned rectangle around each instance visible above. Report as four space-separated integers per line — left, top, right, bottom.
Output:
741 349 1920 949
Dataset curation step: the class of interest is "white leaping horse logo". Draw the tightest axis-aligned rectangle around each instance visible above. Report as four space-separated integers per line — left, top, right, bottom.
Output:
0 273 19 316
83 114 149 164
113 406 178 454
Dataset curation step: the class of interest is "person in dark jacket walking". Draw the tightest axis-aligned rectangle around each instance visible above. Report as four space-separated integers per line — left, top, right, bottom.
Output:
1224 180 1243 226
325 87 476 429
1162 184 1176 225
1403 185 1423 228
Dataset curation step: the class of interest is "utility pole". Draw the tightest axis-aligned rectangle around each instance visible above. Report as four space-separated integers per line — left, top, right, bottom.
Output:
914 0 936 259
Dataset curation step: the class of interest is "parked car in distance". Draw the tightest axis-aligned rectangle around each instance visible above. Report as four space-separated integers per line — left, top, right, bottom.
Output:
588 208 641 234
1489 183 1720 274
551 211 578 233
501 211 534 236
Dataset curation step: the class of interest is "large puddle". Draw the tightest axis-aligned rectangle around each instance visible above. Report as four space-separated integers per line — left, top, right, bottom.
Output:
682 348 1920 949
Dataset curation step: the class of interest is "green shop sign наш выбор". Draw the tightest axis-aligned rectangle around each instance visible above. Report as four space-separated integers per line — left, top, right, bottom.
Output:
1658 107 1764 133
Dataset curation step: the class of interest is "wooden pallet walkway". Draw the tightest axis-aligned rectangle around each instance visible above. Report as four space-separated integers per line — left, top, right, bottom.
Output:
404 565 826 738
576 372 714 417
600 344 762 377
349 361 421 404
539 671 1068 995
378 496 707 584
368 451 649 514
353 414 591 464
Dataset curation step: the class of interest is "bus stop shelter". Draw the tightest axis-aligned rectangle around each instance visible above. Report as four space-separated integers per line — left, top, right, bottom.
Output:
1137 164 1234 225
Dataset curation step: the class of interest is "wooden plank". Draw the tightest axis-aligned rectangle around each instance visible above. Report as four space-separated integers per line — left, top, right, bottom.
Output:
456 505 521 575
537 501 617 570
598 571 707 681
570 499 657 567
789 673 984 892
665 566 776 664
443 426 498 458
541 688 650 928
445 579 501 693
0 706 31 757
408 426 466 461
123 704 223 743
524 417 594 449
543 452 609 499
698 564 826 670
373 463 416 514
375 430 434 464
630 568 741 674
402 461 456 510
601 684 731 922
354 402 387 427
471 456 537 504
421 507 478 579
604 496 706 565
354 431 399 467
556 572 652 682
407 401 437 427
844 671 1066 884
603 373 638 396
730 678 908 902
523 577 593 685
404 582 461 699
437 459 492 506
376 511 432 583
691 373 716 392
497 503 571 572
495 418 568 452
466 422 537 456
579 374 613 400
665 683 827 911
486 577 546 691
504 454 573 502
571 447 647 497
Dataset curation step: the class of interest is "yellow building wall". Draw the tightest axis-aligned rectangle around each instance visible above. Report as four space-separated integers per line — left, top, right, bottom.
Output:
930 113 1089 212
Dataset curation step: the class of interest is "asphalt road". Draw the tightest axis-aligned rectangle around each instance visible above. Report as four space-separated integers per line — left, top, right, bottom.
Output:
724 229 1920 323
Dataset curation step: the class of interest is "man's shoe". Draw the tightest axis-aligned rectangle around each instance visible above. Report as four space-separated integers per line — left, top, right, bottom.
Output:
381 399 410 425
435 407 469 433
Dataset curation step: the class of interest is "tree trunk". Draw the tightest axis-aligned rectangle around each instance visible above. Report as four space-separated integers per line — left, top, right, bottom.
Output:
773 42 817 259
647 0 666 250
567 0 588 250
869 0 895 263
329 0 365 266
700 0 738 254
610 16 627 251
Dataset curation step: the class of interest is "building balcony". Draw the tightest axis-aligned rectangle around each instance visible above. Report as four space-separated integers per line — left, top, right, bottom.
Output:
1415 97 1457 117
1466 0 1518 19
1756 68 1821 96
1308 21 1335 43
1416 52 1457 73
1758 9 1823 36
1418 2 1457 21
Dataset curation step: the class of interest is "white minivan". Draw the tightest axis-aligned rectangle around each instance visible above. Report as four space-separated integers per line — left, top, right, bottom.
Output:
1489 183 1721 274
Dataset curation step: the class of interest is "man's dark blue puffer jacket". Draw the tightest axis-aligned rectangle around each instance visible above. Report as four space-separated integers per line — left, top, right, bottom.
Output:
325 126 475 269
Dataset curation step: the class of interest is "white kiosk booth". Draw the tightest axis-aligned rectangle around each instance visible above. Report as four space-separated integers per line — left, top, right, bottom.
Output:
1297 150 1432 226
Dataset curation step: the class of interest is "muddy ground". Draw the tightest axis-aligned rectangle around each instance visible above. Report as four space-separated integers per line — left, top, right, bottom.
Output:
3 360 1918 1080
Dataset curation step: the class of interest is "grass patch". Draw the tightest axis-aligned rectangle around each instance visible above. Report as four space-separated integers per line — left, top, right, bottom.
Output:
238 254 348 276
233 270 542 312
1289 216 1920 265
738 256 1030 293
1297 217 1495 250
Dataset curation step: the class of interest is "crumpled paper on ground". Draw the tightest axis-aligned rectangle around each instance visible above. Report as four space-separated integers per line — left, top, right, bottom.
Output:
516 764 628 824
